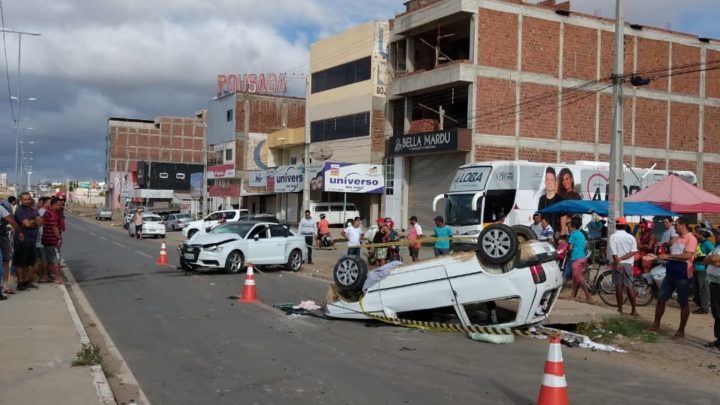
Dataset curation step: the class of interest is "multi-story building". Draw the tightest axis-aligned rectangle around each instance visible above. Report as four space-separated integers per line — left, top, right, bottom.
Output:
308 20 389 222
206 93 305 214
106 112 206 211
385 0 720 226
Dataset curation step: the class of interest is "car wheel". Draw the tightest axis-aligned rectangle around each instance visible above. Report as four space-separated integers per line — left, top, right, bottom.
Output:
187 229 197 239
286 249 302 272
333 255 368 293
511 225 537 243
477 224 518 265
225 250 244 274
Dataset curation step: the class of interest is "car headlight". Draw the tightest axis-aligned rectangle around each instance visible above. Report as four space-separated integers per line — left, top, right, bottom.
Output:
204 245 223 252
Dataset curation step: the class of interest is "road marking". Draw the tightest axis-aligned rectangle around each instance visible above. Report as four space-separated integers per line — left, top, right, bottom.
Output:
89 232 97 237
113 241 126 248
99 236 107 241
135 250 153 259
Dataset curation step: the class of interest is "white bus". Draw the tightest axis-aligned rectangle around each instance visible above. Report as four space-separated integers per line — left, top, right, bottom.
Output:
433 160 696 247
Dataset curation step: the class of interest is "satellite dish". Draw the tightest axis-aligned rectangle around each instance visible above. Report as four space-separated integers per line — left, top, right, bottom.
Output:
309 145 333 161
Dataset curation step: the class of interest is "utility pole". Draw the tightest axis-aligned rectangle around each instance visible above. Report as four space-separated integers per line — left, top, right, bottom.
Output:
608 0 624 235
302 76 311 212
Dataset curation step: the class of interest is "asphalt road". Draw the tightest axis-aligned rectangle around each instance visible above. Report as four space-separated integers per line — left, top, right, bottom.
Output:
63 215 719 404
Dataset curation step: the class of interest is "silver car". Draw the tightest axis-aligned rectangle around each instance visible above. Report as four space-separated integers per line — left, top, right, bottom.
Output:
95 207 113 221
165 213 193 231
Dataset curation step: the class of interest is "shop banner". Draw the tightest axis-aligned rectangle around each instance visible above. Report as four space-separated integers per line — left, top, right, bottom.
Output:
249 170 268 187
273 165 303 193
208 185 241 197
207 163 236 179
323 163 384 194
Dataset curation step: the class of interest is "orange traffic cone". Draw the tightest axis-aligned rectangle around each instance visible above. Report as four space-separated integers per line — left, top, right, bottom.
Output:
156 242 169 266
240 263 258 303
537 335 569 405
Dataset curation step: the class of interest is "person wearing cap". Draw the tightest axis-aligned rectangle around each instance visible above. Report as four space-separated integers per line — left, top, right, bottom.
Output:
608 216 639 315
432 216 452 257
649 217 698 338
693 228 714 314
407 216 423 262
132 208 145 240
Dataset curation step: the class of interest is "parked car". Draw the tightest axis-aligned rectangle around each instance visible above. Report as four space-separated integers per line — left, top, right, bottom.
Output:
165 213 193 231
128 213 166 239
95 207 113 221
182 209 249 239
309 202 360 226
238 213 280 223
179 221 306 273
325 224 563 329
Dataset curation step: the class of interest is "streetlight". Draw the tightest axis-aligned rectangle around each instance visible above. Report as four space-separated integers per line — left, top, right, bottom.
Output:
1 27 41 194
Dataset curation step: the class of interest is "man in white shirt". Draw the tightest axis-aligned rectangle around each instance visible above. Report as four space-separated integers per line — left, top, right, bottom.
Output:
659 216 677 246
608 217 638 315
298 210 317 265
341 217 364 256
530 213 543 239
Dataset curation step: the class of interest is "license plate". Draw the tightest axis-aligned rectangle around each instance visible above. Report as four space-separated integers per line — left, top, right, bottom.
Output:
183 253 195 260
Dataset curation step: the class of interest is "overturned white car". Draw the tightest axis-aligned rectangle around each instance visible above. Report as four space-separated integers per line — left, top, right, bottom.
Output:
325 224 563 329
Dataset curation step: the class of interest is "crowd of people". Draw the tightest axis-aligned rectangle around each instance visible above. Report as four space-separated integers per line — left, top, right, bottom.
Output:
0 191 67 300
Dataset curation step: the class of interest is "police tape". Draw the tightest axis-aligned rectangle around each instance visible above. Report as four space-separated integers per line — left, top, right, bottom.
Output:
298 291 552 338
328 235 480 249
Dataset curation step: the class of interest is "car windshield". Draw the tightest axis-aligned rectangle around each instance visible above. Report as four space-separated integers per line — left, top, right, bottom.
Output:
211 222 253 238
143 215 162 222
445 194 482 226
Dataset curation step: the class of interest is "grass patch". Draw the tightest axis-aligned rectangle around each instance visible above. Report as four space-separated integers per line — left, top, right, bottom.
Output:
577 316 659 344
72 343 103 367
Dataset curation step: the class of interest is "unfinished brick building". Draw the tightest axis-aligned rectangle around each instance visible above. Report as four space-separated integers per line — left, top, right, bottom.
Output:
384 0 720 225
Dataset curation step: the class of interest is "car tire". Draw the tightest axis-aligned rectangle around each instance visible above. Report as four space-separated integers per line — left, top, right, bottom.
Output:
477 224 518 265
333 255 368 293
286 249 302 272
510 225 537 243
225 250 244 274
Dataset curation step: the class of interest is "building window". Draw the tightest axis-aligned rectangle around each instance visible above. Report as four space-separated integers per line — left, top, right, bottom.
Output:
226 109 233 122
310 111 370 142
225 149 233 161
311 56 371 94
290 157 297 165
385 158 394 196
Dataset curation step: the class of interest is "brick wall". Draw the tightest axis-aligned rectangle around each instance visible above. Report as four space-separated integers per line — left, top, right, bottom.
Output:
478 9 517 70
560 151 595 163
703 162 720 222
562 24 597 81
519 83 557 139
636 38 670 92
561 90 595 142
669 102 699 152
522 17 560 76
671 44 700 96
238 96 306 134
632 98 666 149
476 77 516 135
600 32 634 80
518 147 556 162
371 110 386 154
475 145 515 161
705 106 720 154
707 50 720 99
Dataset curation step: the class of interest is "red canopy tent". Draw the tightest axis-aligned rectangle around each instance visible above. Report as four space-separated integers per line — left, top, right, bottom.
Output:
625 175 720 213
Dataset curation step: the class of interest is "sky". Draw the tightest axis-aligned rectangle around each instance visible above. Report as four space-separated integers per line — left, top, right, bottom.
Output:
0 0 718 185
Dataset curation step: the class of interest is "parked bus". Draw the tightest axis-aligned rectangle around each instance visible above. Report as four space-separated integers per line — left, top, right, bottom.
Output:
433 160 696 247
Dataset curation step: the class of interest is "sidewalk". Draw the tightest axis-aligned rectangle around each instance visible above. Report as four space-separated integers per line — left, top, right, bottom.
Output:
0 282 114 405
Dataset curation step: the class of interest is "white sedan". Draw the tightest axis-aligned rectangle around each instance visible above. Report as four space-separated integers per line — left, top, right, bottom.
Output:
179 221 307 273
128 213 166 239
326 224 563 329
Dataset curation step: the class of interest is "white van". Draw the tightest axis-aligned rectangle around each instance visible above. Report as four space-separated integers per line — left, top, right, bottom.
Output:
310 202 360 226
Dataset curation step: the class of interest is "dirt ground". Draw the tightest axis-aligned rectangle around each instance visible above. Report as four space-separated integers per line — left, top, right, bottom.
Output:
67 204 720 384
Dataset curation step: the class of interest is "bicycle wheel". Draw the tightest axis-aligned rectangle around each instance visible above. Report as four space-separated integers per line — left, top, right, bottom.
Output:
596 269 621 307
633 278 654 307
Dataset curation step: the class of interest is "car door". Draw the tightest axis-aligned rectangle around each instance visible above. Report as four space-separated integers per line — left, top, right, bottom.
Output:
268 224 291 262
245 224 274 264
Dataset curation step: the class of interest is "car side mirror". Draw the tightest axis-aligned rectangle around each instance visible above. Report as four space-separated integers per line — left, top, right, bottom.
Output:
254 234 260 241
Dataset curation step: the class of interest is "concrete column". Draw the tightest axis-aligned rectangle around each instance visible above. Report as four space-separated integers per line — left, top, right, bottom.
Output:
405 37 415 73
404 97 412 133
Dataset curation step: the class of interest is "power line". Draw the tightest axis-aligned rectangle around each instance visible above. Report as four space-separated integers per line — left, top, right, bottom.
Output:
0 0 16 124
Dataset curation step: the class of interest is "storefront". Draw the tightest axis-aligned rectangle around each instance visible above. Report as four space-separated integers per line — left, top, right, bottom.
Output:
309 162 384 225
387 128 471 229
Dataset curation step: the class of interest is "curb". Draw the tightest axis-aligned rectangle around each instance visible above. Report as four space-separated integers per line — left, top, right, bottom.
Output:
63 265 151 405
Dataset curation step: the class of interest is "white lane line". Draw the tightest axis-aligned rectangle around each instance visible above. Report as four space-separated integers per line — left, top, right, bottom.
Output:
135 250 153 259
89 232 97 237
113 241 126 248
99 236 107 241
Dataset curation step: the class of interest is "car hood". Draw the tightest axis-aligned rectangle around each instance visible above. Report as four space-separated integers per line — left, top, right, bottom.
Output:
186 233 241 245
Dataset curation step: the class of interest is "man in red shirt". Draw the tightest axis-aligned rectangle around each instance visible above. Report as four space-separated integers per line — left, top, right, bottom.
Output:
648 217 698 338
42 197 65 284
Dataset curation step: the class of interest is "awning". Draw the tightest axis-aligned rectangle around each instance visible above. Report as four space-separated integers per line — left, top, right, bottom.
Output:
538 200 676 217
